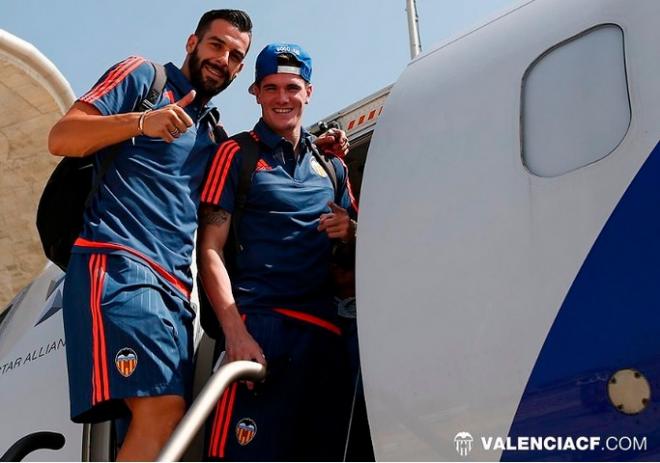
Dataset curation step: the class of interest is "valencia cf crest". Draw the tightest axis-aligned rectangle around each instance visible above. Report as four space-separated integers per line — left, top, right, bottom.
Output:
235 418 257 446
310 157 328 177
115 348 138 377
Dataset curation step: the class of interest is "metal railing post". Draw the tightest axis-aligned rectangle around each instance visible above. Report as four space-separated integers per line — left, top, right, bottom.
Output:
406 0 422 59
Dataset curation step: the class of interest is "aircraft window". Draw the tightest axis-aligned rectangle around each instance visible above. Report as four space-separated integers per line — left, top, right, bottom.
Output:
522 24 630 177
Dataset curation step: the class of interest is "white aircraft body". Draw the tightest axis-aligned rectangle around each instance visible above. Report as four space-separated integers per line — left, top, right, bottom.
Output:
1 0 659 460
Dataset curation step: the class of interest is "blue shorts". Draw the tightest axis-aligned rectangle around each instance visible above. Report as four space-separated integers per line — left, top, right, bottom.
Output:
206 312 353 461
62 252 195 423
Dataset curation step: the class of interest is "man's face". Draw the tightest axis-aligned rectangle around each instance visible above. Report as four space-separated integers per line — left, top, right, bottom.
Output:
253 73 312 137
185 19 250 99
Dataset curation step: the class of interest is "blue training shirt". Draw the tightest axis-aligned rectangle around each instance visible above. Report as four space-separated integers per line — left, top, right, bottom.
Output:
72 57 223 298
201 119 358 323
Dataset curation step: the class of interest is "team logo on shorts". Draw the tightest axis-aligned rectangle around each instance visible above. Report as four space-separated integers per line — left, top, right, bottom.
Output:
115 348 138 377
310 157 328 177
235 418 257 446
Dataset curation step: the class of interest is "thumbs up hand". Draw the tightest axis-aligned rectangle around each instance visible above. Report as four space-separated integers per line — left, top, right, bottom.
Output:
318 201 356 241
175 89 196 108
140 89 196 142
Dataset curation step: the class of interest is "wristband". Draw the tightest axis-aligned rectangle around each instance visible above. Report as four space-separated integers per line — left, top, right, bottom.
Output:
137 109 152 136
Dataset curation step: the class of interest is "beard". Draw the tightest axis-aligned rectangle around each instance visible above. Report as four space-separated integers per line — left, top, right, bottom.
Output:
188 46 235 100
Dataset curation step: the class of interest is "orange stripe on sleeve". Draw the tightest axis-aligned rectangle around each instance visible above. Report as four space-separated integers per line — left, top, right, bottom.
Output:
81 57 140 103
80 57 140 103
90 58 145 103
85 56 144 103
211 144 240 205
81 56 145 104
201 141 235 203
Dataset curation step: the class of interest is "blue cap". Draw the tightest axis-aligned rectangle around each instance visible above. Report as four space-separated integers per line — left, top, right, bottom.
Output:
253 42 312 84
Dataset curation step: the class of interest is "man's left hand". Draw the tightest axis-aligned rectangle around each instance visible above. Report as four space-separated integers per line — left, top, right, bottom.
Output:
316 128 349 158
318 201 356 241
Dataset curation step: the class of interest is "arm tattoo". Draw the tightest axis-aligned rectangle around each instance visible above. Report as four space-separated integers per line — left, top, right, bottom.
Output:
200 205 230 226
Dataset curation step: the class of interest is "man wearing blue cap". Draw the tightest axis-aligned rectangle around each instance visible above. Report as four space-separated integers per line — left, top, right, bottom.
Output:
47 4 348 456
198 42 358 460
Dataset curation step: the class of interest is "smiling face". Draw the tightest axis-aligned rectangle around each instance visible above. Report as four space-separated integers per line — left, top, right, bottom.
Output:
182 18 250 101
253 73 313 141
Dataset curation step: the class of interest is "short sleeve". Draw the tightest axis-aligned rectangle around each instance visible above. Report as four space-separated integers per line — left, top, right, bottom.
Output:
200 139 242 213
78 56 154 116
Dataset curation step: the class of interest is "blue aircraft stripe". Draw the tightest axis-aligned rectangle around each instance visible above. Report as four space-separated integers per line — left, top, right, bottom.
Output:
502 141 660 461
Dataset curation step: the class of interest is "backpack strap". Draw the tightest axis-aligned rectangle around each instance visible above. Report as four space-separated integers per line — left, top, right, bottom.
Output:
137 63 167 111
308 139 338 198
228 132 261 260
233 132 261 211
84 62 168 209
203 107 229 144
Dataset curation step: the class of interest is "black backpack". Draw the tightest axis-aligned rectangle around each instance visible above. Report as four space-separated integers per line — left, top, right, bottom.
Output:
198 132 339 339
36 63 167 271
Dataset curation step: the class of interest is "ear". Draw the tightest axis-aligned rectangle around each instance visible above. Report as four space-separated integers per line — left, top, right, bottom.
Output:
185 34 198 54
305 84 313 104
249 83 261 103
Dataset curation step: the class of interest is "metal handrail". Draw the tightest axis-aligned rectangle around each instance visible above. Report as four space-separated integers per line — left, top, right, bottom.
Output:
157 360 266 462
0 432 64 462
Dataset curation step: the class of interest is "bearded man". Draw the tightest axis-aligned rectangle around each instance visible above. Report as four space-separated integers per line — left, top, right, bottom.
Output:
49 9 343 460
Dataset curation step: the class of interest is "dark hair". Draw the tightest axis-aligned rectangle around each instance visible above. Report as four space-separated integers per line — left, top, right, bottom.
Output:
195 9 253 47
277 53 302 68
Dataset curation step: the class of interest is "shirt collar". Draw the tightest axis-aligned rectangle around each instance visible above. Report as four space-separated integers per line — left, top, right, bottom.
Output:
164 62 217 118
254 118 313 151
